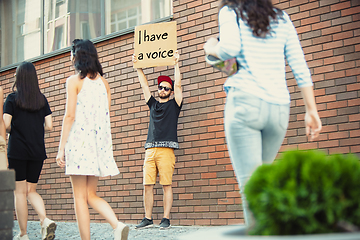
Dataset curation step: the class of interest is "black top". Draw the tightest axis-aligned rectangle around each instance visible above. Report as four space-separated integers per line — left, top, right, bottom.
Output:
4 92 52 161
145 96 182 149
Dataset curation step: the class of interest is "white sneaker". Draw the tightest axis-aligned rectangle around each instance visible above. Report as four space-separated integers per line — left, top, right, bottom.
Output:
14 233 30 240
41 218 57 240
113 222 130 240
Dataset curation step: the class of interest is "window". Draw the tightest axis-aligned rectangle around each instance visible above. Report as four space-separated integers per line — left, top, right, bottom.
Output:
54 26 64 50
81 22 91 40
0 0 42 67
110 6 141 33
0 0 172 69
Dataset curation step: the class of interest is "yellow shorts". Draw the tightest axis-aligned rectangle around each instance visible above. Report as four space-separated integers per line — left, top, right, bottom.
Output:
143 147 175 185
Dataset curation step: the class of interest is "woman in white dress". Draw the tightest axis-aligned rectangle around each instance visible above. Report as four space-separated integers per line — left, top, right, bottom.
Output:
56 39 129 240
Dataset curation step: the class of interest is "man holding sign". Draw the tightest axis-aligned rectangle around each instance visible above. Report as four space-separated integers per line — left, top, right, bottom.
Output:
132 51 182 230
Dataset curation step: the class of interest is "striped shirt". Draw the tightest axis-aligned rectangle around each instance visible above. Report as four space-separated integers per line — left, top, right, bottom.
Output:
214 6 313 104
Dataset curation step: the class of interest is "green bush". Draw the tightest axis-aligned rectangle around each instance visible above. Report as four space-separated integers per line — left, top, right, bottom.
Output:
244 150 360 235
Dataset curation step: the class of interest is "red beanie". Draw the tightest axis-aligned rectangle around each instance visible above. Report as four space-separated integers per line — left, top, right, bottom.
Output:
157 75 174 89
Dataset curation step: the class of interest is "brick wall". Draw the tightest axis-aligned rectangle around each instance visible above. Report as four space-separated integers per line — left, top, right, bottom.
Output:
275 0 360 154
0 0 359 226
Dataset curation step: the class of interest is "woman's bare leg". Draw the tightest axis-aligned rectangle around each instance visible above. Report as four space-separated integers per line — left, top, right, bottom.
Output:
86 176 118 229
27 182 46 224
14 181 28 237
70 175 90 240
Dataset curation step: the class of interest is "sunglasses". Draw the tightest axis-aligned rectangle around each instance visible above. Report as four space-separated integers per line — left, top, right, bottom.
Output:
158 86 172 92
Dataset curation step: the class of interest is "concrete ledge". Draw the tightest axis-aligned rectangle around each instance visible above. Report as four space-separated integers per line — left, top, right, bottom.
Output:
0 170 15 191
0 191 14 211
0 228 13 240
0 170 15 240
178 225 360 240
0 211 14 231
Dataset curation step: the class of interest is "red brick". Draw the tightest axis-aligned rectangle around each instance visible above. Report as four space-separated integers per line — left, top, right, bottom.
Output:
340 138 360 146
319 109 337 118
327 100 347 109
298 142 319 150
319 140 339 148
310 6 331 16
315 94 337 103
218 198 234 205
321 25 342 35
339 122 360 131
335 61 356 71
349 114 360 122
348 98 360 107
328 132 350 140
350 130 360 138
274 2 290 9
313 50 334 59
301 16 320 26
300 2 320 11
219 212 235 219
347 83 360 91
324 56 345 65
343 22 360 31
323 41 344 51
194 3 211 12
312 20 332 31
350 145 360 153
341 6 360 16
344 39 360 50
324 70 346 80
290 0 310 7
333 31 354 41
297 25 312 34
302 44 323 54
346 67 360 77
179 194 194 200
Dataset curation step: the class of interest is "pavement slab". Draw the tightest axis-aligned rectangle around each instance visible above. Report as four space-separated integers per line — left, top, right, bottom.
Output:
12 221 209 240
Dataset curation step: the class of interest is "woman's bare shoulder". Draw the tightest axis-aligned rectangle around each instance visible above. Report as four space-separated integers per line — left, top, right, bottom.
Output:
99 75 110 88
66 74 82 84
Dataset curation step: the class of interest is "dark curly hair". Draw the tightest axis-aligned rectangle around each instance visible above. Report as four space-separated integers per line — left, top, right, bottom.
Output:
13 61 45 111
71 39 103 79
220 0 283 38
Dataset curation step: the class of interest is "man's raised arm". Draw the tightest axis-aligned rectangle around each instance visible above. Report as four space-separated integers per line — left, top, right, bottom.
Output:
133 55 151 103
173 51 182 106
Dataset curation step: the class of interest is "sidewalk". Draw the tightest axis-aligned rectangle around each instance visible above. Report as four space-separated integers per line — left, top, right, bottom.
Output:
13 221 208 240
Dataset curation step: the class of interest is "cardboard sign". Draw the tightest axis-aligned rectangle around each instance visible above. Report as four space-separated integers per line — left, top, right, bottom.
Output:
134 21 177 68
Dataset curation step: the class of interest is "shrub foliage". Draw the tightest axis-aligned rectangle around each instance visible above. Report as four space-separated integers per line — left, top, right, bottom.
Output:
245 150 360 235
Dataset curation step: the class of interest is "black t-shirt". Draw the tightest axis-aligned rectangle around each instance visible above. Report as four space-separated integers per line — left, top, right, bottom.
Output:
4 92 52 161
145 96 182 149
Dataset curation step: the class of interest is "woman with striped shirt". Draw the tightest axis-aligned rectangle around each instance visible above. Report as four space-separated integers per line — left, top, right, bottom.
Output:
204 0 322 227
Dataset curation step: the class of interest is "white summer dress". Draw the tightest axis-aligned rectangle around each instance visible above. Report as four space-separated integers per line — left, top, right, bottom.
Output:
65 77 119 177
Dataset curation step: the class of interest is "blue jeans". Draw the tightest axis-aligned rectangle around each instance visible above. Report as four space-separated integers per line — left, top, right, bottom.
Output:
224 88 290 226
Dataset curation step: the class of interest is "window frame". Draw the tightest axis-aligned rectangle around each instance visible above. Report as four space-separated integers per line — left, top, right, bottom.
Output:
0 0 173 72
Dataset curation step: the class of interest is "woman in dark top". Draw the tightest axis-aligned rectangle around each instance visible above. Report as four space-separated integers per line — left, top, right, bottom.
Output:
3 62 56 240
0 86 6 170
